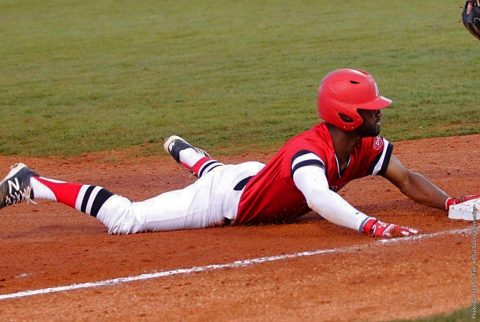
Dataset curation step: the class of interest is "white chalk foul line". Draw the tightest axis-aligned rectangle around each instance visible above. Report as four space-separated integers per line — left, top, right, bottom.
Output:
0 228 470 301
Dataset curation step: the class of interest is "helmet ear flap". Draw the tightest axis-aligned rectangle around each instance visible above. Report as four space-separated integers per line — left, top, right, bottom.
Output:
335 108 363 131
322 99 363 131
339 113 353 123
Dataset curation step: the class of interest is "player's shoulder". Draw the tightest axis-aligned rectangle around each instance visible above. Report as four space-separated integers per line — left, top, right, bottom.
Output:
281 123 331 159
287 123 330 146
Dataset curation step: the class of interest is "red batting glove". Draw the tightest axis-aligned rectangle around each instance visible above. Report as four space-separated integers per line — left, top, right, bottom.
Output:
362 217 418 238
445 194 480 211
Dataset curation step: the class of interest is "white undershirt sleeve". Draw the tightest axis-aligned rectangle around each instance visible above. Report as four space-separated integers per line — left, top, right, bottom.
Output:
293 165 370 231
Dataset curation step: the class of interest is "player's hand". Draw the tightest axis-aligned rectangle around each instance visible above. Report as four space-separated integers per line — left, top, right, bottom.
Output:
362 218 418 238
445 194 480 211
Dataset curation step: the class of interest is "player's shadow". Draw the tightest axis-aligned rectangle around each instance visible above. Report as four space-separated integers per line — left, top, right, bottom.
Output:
357 199 438 215
0 224 105 240
296 199 443 224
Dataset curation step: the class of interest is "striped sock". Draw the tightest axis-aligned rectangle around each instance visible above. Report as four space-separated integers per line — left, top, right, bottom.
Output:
178 149 223 178
31 177 113 217
192 158 223 178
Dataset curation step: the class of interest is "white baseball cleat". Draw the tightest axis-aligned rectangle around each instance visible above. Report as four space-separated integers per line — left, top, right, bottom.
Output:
163 135 210 163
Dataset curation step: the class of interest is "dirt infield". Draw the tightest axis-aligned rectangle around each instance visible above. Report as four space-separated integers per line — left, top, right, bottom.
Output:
0 135 478 321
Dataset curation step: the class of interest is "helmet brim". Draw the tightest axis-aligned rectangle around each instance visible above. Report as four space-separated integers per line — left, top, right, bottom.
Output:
357 96 392 110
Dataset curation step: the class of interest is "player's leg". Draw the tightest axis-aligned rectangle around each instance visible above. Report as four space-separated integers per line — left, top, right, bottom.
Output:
0 162 115 218
0 162 222 234
0 161 263 234
112 162 265 233
164 135 224 178
101 169 231 234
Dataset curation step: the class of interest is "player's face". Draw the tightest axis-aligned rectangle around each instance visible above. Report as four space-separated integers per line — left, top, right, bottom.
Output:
355 109 382 137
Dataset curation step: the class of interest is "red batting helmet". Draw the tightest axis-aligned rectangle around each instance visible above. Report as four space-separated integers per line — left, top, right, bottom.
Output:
317 68 392 131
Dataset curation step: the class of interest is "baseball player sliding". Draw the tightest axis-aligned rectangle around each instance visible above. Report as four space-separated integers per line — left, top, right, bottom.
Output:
0 69 477 238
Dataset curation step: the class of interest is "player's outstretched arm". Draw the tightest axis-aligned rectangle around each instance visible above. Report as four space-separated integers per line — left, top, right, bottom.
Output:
293 165 417 238
383 154 449 209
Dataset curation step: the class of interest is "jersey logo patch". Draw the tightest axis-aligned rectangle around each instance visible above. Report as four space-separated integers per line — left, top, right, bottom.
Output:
373 137 384 151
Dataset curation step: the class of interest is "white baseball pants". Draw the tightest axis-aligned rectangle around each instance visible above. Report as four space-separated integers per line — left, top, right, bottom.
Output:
95 161 264 234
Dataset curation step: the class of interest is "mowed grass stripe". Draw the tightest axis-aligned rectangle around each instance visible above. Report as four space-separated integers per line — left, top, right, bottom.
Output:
0 0 477 156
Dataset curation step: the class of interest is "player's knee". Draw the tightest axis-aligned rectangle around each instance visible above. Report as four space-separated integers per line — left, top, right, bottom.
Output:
110 209 147 235
107 209 138 235
96 196 145 234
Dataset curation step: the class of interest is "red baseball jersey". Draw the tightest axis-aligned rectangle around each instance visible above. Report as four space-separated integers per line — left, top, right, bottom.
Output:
235 123 393 224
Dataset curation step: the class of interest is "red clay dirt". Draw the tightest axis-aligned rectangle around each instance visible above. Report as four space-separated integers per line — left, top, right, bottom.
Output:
0 134 478 321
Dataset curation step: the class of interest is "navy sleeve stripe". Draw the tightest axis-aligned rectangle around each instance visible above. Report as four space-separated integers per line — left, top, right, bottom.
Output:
292 159 325 176
367 151 383 175
367 142 394 176
378 143 393 176
291 150 314 163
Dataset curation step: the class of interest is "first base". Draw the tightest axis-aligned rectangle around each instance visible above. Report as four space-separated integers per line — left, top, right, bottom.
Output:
448 198 480 221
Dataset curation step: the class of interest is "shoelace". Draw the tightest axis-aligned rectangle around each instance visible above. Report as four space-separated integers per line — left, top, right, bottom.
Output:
5 186 36 206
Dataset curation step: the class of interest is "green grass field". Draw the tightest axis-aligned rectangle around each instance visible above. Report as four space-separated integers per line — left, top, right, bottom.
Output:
396 304 475 322
0 0 478 156
0 1 478 320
